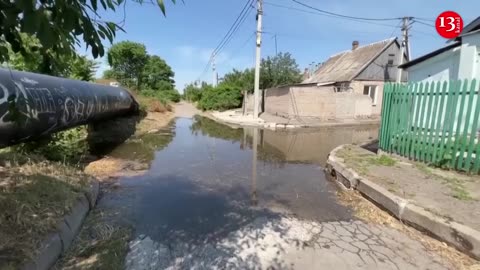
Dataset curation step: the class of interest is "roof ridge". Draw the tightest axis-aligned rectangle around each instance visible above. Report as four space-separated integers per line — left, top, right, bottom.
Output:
356 37 396 49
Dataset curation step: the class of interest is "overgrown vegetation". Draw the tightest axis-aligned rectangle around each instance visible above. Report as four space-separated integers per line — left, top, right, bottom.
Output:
185 52 302 111
197 84 243 111
103 40 181 105
0 151 91 269
53 209 132 270
13 126 89 165
0 0 176 66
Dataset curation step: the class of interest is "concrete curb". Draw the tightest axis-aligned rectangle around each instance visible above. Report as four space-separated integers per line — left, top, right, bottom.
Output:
326 145 480 260
22 180 100 270
209 113 380 130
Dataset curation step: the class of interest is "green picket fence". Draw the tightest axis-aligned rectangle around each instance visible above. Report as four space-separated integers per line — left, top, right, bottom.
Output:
379 79 480 174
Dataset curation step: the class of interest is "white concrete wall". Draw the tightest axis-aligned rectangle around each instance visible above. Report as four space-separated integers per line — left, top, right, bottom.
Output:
407 31 480 83
407 48 461 83
460 32 480 80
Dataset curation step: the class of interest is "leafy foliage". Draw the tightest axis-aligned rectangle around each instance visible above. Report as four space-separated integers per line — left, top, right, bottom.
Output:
13 126 89 164
143 55 175 90
0 0 176 65
215 52 302 92
222 69 255 91
183 82 208 102
197 83 243 111
107 41 148 89
4 33 98 79
70 56 99 81
260 52 302 89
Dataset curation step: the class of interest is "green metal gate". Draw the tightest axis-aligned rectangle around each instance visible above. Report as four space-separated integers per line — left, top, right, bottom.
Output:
379 79 480 173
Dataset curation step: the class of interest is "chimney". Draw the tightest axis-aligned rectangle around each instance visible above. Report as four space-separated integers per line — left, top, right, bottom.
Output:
303 68 310 79
352 40 359 51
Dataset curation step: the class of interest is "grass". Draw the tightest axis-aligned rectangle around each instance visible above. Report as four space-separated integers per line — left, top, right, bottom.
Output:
337 147 396 176
369 155 396 166
415 163 474 201
136 95 172 114
0 151 91 269
53 209 132 270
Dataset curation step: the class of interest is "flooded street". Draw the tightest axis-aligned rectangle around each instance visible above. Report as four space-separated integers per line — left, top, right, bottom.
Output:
98 115 454 269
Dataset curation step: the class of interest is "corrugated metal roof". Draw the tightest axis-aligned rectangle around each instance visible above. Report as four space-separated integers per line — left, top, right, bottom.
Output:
303 38 397 84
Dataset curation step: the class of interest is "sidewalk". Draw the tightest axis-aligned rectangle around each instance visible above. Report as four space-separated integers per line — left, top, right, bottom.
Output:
210 109 380 129
326 144 480 260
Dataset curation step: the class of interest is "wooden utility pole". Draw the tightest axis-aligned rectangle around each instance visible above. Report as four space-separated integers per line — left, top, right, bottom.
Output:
253 0 263 118
396 17 411 83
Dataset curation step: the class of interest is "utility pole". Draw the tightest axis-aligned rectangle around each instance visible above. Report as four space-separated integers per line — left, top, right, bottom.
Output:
396 17 411 83
212 54 218 87
274 34 278 55
253 0 263 119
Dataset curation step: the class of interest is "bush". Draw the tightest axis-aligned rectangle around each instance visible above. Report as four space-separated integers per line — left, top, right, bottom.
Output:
197 84 242 111
136 95 171 114
13 126 89 164
140 89 180 103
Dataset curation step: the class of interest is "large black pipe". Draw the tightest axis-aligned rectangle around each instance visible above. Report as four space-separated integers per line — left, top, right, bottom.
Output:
0 68 137 147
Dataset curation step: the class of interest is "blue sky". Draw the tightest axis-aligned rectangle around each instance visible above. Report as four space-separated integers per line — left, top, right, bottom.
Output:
86 0 479 91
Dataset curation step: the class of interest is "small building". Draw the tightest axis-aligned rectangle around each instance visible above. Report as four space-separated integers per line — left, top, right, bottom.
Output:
398 17 480 83
259 38 407 120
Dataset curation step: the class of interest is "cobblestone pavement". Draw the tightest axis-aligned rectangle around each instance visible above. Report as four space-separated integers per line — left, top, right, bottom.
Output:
125 216 453 270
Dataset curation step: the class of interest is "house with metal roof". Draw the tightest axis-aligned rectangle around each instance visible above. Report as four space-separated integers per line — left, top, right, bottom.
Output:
301 38 407 116
399 16 480 83
257 38 407 120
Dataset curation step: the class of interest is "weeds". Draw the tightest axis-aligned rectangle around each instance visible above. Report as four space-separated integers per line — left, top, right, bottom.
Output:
54 210 132 270
0 151 90 268
370 155 396 166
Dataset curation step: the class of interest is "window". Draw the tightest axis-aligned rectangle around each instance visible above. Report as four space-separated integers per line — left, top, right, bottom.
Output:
388 54 395 66
363 85 378 106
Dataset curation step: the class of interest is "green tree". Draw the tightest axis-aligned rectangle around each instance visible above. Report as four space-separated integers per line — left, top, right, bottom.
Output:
183 82 204 102
5 34 97 81
142 55 175 90
0 0 176 65
70 56 98 81
221 68 254 91
107 41 148 90
198 83 242 111
218 53 301 92
260 52 302 89
102 69 117 79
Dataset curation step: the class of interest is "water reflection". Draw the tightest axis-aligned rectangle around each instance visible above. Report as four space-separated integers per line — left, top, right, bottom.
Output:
101 117 379 243
191 116 379 167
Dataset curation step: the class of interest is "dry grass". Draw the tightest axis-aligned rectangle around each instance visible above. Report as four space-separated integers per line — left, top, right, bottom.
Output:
0 151 91 269
136 95 172 113
53 209 131 270
337 190 480 270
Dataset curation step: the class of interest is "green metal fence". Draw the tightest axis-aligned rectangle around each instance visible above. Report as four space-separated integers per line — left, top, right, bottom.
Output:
379 79 480 173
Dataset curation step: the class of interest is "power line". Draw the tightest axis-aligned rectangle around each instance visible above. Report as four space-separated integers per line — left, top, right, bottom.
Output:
222 32 256 69
291 0 402 21
413 20 435 28
414 17 436 23
263 1 400 28
197 0 255 81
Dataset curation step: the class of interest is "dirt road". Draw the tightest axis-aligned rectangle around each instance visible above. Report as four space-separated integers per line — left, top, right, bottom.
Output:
173 101 201 118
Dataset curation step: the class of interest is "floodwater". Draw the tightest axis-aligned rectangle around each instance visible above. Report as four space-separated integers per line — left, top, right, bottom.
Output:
97 117 455 270
100 116 379 243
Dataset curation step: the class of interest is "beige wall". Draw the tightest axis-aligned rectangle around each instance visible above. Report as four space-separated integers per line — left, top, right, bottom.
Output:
263 86 373 120
264 87 292 117
350 80 384 115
